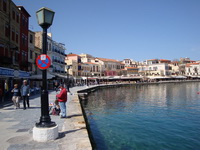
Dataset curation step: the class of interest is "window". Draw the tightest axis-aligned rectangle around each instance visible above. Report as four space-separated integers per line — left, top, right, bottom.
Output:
5 24 9 37
22 16 25 26
25 18 28 27
30 34 33 43
16 13 19 23
24 52 27 61
15 52 18 61
25 36 27 46
22 35 25 45
12 9 15 20
12 28 15 41
49 43 51 51
3 0 7 12
21 51 27 61
30 50 33 59
93 66 95 72
0 46 4 56
22 35 27 46
16 32 19 43
22 51 25 61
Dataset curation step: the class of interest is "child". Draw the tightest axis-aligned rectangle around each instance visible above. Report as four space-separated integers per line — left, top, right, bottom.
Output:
49 99 60 116
11 84 21 109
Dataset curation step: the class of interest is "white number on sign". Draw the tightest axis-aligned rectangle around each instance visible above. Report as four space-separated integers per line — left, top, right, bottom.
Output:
41 55 46 60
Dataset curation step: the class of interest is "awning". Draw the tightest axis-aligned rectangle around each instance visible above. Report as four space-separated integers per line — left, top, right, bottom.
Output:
54 73 74 79
29 73 55 79
148 76 172 79
171 76 187 79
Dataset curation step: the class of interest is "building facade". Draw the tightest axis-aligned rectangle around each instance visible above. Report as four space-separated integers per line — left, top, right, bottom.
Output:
0 1 30 102
0 0 20 69
18 6 30 71
185 63 200 77
35 32 66 75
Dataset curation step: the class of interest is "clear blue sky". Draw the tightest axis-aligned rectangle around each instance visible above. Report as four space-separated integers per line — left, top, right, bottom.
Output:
13 0 200 61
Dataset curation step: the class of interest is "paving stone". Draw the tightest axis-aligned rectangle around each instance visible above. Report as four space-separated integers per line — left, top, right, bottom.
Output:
0 86 92 150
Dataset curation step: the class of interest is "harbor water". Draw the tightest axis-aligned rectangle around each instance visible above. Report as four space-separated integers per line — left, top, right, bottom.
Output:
82 82 200 150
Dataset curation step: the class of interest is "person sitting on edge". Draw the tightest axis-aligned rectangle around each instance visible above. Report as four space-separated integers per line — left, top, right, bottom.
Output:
56 84 67 118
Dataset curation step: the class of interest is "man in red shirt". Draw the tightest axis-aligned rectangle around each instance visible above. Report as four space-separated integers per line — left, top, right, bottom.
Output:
56 84 67 118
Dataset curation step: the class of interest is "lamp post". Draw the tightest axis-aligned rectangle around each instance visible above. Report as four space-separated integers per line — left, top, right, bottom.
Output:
36 7 56 128
66 65 71 91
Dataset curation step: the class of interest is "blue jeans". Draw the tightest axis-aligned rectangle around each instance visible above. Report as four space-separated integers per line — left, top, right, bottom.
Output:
59 102 66 117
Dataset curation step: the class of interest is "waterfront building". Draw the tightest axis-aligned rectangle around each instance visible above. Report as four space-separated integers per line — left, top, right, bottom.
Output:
79 53 94 63
65 58 78 77
35 32 66 81
92 58 123 76
51 41 66 75
84 62 100 77
125 67 139 76
180 57 195 64
146 59 159 65
179 57 195 75
80 63 91 77
122 59 138 68
138 60 171 77
169 61 179 75
185 62 200 77
66 53 81 76
159 59 171 64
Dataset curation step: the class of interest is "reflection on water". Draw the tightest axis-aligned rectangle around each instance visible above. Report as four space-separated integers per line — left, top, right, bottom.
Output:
82 82 200 150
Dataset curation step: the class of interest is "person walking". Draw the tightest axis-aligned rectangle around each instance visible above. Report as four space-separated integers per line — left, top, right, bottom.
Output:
56 84 67 118
21 80 30 110
11 84 21 109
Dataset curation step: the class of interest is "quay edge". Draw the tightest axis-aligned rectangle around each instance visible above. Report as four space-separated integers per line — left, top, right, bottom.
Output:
76 79 200 149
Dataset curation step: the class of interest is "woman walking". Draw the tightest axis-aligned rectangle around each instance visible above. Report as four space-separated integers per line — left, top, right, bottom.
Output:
11 84 21 109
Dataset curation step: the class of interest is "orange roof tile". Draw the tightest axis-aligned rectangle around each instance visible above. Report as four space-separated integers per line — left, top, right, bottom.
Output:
186 62 199 67
147 59 158 61
67 54 79 57
96 57 120 62
84 62 98 65
159 59 171 62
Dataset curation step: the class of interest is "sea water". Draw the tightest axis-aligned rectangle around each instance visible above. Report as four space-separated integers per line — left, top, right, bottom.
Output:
82 82 200 150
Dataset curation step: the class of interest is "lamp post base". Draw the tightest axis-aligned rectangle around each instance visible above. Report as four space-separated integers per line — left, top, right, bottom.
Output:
36 121 56 128
33 125 58 142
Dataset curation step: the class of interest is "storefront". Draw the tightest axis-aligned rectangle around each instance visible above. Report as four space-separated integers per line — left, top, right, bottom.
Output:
0 67 30 103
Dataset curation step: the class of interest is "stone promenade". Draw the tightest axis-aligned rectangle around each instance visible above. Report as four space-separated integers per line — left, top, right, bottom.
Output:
0 86 92 150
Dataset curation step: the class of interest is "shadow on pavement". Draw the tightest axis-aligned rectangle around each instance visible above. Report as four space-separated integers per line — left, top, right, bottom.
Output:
27 107 41 109
0 102 13 109
58 127 85 139
67 114 82 118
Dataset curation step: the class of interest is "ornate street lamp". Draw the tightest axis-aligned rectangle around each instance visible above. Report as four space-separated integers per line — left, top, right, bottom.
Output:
36 7 56 128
